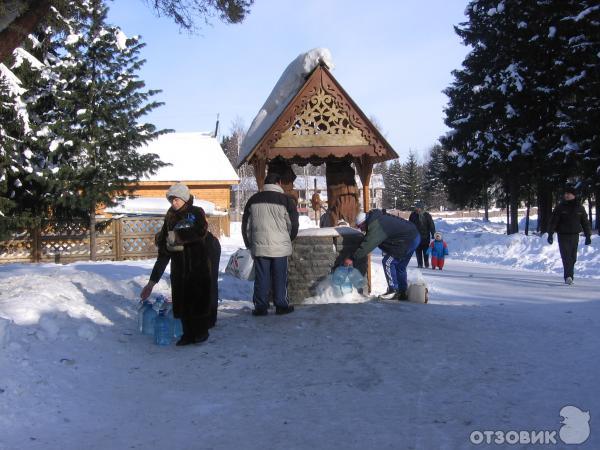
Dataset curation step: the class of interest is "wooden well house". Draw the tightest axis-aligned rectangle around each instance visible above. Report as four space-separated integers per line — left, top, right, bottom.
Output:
239 57 398 296
239 61 397 224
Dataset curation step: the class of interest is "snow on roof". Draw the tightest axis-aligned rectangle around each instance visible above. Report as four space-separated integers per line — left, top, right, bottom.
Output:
137 132 239 183
232 174 385 192
104 197 221 216
238 48 334 166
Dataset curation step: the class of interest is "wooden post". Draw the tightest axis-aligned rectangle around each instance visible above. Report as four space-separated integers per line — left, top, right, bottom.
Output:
32 225 42 263
89 207 97 261
253 158 267 191
115 218 122 261
356 156 374 294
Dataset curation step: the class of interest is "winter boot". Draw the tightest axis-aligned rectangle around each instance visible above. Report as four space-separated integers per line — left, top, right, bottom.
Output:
380 288 397 300
396 290 409 301
176 334 196 346
275 305 295 315
194 331 209 344
565 277 574 285
252 308 268 316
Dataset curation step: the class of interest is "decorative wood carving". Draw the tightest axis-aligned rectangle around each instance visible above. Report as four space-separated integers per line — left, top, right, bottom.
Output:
274 87 368 148
247 64 397 165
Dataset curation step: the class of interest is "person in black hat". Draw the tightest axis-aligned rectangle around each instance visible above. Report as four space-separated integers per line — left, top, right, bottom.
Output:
547 185 592 285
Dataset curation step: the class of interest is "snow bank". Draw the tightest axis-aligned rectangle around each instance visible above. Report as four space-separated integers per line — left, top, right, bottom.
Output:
0 317 11 348
239 48 334 165
435 217 599 278
297 225 363 237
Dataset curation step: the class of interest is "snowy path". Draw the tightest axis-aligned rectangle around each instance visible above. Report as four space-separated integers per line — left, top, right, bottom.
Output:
1 257 599 450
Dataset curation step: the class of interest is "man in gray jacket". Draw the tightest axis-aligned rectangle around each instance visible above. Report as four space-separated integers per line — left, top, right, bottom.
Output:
242 172 299 315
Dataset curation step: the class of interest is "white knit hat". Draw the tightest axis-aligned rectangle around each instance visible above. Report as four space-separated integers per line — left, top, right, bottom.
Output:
166 183 190 202
355 212 367 226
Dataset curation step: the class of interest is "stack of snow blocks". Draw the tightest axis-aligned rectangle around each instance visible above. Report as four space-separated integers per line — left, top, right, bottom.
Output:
288 227 368 304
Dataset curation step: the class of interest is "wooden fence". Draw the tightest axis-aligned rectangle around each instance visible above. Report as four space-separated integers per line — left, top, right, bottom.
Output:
0 215 230 264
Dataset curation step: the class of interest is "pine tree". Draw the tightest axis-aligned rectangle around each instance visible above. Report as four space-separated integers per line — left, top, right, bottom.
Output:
423 144 448 210
0 35 56 234
398 151 422 210
0 74 26 235
383 159 402 210
38 0 168 258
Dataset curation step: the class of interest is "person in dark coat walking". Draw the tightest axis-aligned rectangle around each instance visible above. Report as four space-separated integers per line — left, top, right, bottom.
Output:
547 185 592 285
344 209 420 300
140 183 216 346
409 201 436 268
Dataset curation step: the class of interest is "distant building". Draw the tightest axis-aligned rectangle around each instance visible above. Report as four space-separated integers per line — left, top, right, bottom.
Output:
117 132 239 211
232 174 385 216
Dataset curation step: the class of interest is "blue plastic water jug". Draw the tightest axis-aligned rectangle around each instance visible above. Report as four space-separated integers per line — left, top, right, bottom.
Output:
348 267 365 290
332 266 354 295
137 300 151 333
154 309 172 346
141 301 157 335
167 307 183 339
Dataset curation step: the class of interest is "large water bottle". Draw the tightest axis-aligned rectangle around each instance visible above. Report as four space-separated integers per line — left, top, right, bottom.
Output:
137 300 151 333
348 267 365 290
153 294 168 312
332 266 353 295
154 309 172 346
141 301 157 336
167 307 183 339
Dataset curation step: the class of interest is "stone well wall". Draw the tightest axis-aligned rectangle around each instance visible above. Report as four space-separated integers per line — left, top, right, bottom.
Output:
288 227 367 304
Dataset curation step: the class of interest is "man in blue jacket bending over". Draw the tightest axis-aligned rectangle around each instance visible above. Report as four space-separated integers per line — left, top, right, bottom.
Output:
344 209 420 300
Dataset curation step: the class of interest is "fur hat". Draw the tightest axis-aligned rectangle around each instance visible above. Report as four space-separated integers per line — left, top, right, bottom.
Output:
166 183 190 202
434 231 443 240
414 201 424 210
564 184 577 196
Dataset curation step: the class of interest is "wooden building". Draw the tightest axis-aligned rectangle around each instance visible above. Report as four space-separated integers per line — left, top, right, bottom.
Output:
130 132 239 210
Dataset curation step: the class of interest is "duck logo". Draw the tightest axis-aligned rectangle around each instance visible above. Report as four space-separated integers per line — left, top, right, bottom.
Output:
559 405 591 445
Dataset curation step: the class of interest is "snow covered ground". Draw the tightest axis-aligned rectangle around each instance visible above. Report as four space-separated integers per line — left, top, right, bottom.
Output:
0 218 598 449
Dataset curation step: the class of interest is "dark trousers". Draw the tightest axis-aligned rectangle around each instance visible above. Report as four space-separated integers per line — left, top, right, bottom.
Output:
182 317 208 339
558 233 579 280
415 238 430 268
253 256 290 311
383 235 421 292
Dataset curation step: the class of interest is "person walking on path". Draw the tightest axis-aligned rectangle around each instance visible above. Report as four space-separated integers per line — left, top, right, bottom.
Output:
140 183 216 346
344 209 420 301
547 185 592 285
409 201 436 268
242 172 299 316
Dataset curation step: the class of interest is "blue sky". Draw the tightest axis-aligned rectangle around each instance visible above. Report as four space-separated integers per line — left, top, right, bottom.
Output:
108 0 469 161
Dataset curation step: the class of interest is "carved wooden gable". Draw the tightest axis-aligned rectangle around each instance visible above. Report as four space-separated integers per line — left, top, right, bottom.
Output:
248 64 397 164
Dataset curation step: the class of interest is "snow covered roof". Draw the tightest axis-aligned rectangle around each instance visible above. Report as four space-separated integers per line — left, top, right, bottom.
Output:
232 174 385 192
238 48 334 166
137 132 239 183
104 197 224 216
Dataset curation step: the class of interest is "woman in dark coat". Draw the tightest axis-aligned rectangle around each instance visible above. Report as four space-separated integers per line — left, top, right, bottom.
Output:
140 183 216 346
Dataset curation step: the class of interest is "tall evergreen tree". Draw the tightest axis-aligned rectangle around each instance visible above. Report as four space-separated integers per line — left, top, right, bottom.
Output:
441 0 598 233
399 151 423 210
31 0 168 257
383 159 402 210
423 144 448 210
